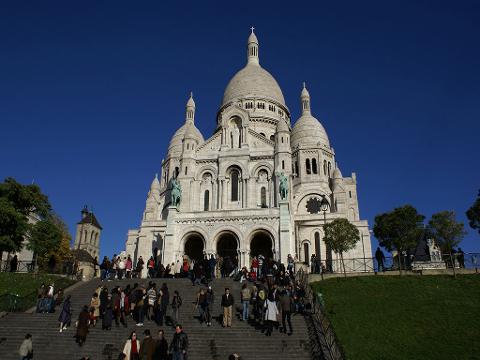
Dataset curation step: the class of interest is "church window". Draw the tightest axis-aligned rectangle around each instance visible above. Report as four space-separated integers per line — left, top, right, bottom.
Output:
204 190 210 211
328 162 331 177
304 243 310 263
323 160 327 175
282 160 285 170
281 136 284 143
261 187 267 208
270 135 275 141
349 191 352 198
268 104 276 112
315 232 321 258
187 143 189 150
259 132 266 138
312 158 318 174
257 102 265 110
185 167 188 175
231 170 239 201
175 167 179 178
295 161 298 176
306 159 311 174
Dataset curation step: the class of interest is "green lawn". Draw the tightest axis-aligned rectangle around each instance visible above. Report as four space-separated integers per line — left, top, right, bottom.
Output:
0 273 76 311
311 275 480 360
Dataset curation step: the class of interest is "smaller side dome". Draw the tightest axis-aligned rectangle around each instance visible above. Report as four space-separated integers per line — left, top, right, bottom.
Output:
291 84 330 148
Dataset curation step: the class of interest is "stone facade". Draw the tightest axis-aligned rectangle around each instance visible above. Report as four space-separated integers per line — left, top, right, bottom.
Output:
125 30 372 277
73 206 101 261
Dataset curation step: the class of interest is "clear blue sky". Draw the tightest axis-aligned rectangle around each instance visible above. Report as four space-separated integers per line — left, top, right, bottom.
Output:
1 1 479 256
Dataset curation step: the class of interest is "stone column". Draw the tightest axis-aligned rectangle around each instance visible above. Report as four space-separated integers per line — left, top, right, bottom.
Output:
279 200 292 264
163 206 179 270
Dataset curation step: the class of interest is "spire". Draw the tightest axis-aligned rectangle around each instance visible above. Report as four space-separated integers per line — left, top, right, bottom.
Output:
185 92 195 123
247 27 259 65
150 173 160 191
300 82 311 115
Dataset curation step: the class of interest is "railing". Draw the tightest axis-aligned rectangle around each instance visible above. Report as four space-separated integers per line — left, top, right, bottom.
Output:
0 260 35 273
298 268 344 360
306 252 480 275
0 291 37 312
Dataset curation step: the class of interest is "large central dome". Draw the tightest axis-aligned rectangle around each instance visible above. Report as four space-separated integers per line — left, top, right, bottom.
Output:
222 63 286 107
221 30 286 108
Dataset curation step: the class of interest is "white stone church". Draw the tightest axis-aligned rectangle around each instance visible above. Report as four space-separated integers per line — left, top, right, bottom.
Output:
125 30 372 275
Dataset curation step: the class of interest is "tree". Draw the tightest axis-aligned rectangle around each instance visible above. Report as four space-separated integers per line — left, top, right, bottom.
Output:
373 205 425 272
323 218 360 276
0 178 52 260
428 211 466 253
39 215 72 272
28 219 62 269
466 190 480 235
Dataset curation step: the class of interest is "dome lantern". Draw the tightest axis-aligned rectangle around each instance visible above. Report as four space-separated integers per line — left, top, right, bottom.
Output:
301 82 311 114
247 27 259 65
185 92 195 124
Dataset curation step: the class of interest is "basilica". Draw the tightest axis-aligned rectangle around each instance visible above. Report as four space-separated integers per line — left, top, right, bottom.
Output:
125 30 372 275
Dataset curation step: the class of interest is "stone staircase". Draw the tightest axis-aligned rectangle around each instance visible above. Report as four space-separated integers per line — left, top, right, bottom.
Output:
0 277 312 360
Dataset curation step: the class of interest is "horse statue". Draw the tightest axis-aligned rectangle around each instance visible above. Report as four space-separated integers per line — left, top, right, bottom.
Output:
171 178 182 207
278 172 289 200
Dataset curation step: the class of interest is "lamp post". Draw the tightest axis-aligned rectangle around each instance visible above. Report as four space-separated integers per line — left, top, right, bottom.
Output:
320 196 330 275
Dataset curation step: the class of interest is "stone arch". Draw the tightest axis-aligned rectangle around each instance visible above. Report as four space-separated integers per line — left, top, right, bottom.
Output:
246 227 277 260
219 105 250 128
195 164 218 181
251 162 274 179
222 161 248 178
178 226 209 252
180 231 206 262
214 230 240 260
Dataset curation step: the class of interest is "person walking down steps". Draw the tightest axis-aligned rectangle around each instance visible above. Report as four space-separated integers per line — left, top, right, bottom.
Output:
221 287 234 327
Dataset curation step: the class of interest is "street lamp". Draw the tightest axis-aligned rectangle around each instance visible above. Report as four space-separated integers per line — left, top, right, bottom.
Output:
320 196 330 273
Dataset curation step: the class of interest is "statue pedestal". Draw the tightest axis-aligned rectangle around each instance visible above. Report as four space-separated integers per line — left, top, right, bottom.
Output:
279 199 291 264
163 206 179 266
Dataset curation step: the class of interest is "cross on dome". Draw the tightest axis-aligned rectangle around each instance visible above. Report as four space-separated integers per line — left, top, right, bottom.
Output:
250 26 255 33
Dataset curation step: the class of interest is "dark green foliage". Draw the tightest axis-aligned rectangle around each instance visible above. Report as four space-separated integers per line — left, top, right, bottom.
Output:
323 218 361 254
311 275 480 360
373 205 425 253
0 197 30 254
0 177 56 257
428 211 466 253
28 219 62 260
324 218 361 276
466 189 480 234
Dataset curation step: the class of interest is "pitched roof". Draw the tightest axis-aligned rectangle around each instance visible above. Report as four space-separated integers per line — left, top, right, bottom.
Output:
78 211 102 230
72 249 95 263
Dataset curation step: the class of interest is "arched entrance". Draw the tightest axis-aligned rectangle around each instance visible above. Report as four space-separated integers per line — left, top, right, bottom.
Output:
183 233 205 261
216 231 239 259
250 230 274 259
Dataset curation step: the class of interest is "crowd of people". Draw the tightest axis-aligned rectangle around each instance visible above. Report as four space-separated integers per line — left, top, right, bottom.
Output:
24 252 307 359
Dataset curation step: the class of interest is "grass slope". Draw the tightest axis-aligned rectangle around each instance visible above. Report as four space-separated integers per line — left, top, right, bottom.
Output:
0 273 76 311
312 275 480 360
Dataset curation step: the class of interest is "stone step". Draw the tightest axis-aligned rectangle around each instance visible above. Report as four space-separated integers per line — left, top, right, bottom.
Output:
0 277 312 360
